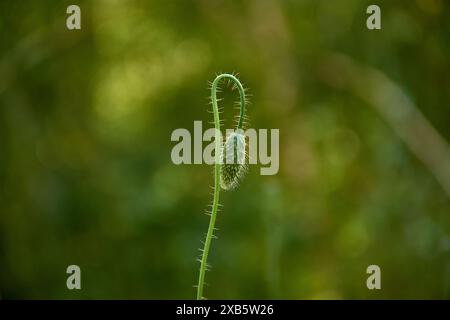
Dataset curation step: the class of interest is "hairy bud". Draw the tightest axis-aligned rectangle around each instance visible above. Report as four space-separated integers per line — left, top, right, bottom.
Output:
220 131 247 190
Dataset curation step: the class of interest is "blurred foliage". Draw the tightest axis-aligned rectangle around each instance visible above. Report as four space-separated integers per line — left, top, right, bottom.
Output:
0 0 449 299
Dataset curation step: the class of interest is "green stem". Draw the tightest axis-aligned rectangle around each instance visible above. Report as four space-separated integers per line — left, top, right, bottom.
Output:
196 73 246 300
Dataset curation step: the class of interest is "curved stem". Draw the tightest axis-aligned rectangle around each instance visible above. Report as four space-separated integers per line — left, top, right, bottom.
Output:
196 73 246 300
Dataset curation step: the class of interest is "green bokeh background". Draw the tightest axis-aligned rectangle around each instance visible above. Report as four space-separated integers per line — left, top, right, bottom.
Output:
1 0 449 299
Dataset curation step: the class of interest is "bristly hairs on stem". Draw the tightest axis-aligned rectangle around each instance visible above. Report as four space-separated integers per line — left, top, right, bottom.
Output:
196 73 248 300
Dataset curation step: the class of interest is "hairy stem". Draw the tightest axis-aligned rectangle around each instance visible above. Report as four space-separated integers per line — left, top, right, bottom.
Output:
196 73 246 300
